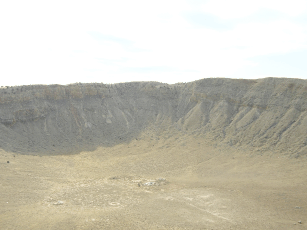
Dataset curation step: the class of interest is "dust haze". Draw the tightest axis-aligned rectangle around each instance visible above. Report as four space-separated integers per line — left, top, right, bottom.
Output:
1 78 306 229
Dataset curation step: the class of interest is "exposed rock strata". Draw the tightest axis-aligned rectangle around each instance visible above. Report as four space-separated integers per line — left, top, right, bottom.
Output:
0 78 306 155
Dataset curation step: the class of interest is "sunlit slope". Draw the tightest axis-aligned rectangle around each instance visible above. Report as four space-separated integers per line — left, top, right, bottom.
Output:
0 77 306 155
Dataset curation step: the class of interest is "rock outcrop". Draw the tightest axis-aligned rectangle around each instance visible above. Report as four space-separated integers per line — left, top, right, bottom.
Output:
0 78 306 155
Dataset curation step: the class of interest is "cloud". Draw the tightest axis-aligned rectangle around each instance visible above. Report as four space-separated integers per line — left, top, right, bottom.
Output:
121 66 176 73
0 0 306 85
183 12 233 30
88 32 133 46
199 0 307 19
229 49 307 79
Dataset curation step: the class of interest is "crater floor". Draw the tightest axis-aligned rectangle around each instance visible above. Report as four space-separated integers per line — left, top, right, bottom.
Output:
1 135 306 229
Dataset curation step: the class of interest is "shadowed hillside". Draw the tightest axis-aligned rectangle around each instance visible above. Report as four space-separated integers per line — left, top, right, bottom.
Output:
0 77 307 155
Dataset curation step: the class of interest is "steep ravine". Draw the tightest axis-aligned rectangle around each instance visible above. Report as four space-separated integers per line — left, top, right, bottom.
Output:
0 77 306 156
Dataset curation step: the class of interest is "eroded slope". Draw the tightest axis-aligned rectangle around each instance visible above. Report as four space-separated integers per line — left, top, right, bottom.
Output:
0 77 306 155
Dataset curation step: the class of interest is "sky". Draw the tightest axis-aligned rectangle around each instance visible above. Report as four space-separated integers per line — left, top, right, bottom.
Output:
0 0 307 86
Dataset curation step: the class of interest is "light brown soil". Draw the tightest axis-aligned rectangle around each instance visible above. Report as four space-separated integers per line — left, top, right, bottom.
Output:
1 134 306 229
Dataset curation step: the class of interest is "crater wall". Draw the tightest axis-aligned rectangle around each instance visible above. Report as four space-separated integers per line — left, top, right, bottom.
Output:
0 78 306 155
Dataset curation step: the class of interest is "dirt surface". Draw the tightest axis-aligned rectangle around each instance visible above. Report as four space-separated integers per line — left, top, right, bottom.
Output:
1 78 307 229
1 134 306 229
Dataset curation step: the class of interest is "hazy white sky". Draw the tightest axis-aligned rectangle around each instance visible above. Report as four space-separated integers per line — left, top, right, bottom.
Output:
1 0 307 86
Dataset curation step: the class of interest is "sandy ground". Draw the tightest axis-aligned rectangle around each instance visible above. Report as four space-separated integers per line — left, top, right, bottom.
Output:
1 134 307 229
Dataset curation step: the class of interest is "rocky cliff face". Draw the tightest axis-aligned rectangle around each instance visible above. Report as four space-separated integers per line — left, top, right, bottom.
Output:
0 78 306 155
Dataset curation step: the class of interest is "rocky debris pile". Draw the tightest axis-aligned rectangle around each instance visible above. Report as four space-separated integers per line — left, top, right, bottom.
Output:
107 175 169 188
138 178 168 187
53 201 64 205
